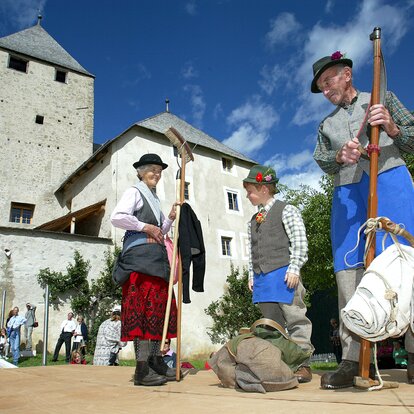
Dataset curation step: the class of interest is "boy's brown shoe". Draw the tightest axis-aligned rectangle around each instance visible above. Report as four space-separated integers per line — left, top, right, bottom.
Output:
294 366 312 383
407 353 414 384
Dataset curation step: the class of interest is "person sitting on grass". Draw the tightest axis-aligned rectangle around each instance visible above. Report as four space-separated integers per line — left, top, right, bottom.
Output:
70 350 87 365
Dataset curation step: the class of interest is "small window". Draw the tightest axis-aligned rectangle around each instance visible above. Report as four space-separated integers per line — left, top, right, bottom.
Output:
55 69 67 83
173 146 178 157
10 203 35 224
8 55 28 73
184 182 190 200
221 237 232 256
35 115 44 124
222 157 233 172
241 235 249 260
227 191 239 211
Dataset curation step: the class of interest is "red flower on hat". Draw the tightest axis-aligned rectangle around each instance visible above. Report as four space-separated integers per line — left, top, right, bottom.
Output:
256 172 263 182
331 51 343 60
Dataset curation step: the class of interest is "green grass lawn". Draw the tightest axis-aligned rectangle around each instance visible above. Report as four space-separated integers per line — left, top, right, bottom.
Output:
15 354 206 369
16 354 336 371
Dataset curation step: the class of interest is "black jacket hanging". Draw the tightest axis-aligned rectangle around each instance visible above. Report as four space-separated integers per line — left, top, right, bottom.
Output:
178 203 206 303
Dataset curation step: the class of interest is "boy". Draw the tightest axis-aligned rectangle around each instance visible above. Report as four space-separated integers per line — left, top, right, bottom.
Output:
243 164 314 383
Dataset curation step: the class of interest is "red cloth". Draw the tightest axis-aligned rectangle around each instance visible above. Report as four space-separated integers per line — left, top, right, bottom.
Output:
121 272 177 341
181 361 195 369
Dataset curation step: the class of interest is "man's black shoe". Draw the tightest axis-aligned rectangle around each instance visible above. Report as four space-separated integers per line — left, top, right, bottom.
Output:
321 360 375 389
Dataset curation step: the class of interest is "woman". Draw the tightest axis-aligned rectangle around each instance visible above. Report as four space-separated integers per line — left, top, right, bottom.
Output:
0 327 9 359
93 306 126 366
72 315 88 357
111 153 178 386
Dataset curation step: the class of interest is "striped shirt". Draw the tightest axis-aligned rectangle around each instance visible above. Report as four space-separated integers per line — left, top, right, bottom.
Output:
248 196 308 281
314 90 414 175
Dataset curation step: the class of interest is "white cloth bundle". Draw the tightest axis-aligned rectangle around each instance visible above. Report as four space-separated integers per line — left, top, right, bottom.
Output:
342 243 414 342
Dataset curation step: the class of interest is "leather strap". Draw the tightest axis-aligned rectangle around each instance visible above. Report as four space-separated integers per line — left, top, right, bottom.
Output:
250 318 289 340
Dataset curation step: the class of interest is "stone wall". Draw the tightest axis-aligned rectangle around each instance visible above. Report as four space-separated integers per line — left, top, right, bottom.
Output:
0 49 94 227
0 227 112 356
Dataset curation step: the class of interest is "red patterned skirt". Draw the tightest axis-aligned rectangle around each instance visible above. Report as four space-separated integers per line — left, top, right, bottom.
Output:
121 272 177 341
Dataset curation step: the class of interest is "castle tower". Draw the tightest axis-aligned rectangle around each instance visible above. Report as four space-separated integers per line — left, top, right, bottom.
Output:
0 21 95 226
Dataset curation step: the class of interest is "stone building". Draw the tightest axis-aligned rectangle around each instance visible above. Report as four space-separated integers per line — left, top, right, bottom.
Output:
0 21 256 359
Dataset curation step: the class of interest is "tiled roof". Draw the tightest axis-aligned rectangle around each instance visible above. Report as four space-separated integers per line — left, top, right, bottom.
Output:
56 111 256 192
0 23 93 77
137 111 255 163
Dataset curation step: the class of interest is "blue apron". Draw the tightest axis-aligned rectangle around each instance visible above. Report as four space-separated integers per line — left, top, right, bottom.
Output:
252 265 294 305
331 166 414 272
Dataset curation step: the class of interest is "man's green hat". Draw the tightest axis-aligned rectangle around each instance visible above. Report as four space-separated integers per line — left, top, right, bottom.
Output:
243 165 279 191
311 51 353 93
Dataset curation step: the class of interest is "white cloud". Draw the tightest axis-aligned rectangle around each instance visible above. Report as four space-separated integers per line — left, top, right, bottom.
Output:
325 0 335 14
265 150 323 190
183 84 206 128
0 0 47 31
292 0 409 125
181 62 198 79
258 64 286 96
122 63 151 87
223 124 268 155
265 12 302 48
213 103 223 119
223 97 280 156
185 2 197 16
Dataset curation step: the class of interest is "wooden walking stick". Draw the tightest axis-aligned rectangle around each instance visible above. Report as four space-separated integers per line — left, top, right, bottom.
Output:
161 127 194 381
353 27 399 390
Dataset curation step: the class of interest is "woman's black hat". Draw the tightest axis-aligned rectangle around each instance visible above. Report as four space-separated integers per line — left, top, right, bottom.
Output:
133 153 168 170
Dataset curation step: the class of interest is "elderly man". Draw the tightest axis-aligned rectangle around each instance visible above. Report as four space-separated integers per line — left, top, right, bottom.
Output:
311 51 414 389
24 302 37 351
52 312 77 363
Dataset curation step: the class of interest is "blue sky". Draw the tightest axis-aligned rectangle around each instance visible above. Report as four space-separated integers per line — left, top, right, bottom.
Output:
1 0 414 189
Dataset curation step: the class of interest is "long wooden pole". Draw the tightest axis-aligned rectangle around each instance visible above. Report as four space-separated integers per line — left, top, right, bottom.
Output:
358 26 382 380
160 155 186 380
175 159 186 380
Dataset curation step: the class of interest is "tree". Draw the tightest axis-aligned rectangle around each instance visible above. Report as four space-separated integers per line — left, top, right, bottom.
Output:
37 250 91 313
88 247 122 352
37 247 122 353
281 175 335 296
204 265 261 344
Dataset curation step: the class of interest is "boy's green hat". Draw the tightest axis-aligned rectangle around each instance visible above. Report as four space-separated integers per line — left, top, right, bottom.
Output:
243 164 279 186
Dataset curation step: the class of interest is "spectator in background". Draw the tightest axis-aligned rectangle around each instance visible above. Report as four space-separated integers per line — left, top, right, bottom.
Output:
52 312 77 363
6 309 14 327
161 338 176 368
24 302 37 351
6 306 27 366
0 327 10 359
93 306 127 366
329 318 342 364
72 315 88 358
377 339 395 369
70 350 87 365
393 341 408 369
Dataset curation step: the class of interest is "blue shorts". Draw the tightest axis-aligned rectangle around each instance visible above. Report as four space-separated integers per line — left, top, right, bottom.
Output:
252 265 294 305
331 166 414 272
